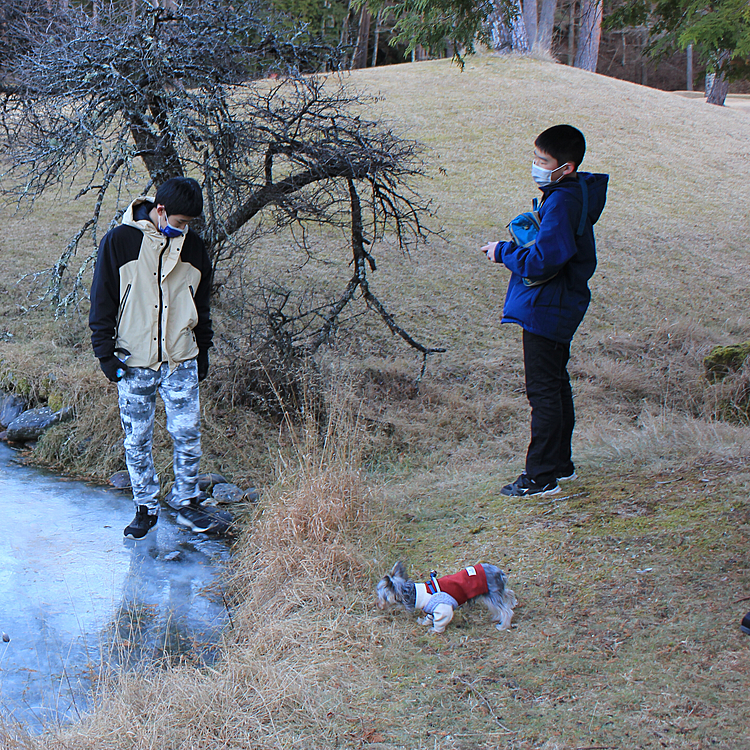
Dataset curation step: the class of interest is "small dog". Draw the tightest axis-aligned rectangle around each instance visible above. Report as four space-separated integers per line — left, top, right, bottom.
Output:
376 562 517 633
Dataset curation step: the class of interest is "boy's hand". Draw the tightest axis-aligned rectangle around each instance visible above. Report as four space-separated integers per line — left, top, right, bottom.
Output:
99 355 128 382
481 242 499 262
197 349 209 381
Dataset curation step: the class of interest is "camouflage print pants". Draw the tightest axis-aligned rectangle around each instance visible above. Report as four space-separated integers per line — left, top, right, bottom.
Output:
117 359 202 513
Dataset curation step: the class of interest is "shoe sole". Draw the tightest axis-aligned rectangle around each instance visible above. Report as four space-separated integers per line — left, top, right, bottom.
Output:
500 485 561 498
742 625 750 635
557 472 578 482
124 530 150 540
123 520 157 540
176 513 217 533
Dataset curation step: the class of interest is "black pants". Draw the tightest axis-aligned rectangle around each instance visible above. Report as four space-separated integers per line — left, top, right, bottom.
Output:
523 330 575 485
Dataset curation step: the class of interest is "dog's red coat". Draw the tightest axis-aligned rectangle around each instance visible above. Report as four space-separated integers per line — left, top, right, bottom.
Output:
426 565 488 605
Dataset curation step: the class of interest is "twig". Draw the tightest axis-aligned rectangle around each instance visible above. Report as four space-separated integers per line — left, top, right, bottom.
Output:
219 586 235 629
452 675 516 734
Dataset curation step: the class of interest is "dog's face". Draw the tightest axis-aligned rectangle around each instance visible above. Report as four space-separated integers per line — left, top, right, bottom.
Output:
376 562 408 610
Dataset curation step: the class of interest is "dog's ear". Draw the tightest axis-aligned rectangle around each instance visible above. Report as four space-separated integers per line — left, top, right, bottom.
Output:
391 561 407 579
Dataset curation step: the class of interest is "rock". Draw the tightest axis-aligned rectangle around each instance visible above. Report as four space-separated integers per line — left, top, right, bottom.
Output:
197 473 228 491
0 394 26 429
6 406 74 442
109 470 131 489
211 483 244 504
243 487 260 503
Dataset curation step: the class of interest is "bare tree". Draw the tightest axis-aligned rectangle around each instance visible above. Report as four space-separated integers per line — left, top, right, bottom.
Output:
0 0 443 372
573 0 602 71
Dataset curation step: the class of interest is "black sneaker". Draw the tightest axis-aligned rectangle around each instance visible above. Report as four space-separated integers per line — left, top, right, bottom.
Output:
556 463 577 482
124 505 158 539
176 500 218 533
501 473 560 497
742 611 750 635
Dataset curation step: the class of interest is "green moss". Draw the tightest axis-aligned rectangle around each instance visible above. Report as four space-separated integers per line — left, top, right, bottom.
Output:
47 391 64 413
704 341 750 383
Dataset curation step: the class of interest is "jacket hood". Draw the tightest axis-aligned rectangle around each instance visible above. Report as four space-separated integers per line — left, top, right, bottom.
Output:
122 196 156 231
543 172 609 226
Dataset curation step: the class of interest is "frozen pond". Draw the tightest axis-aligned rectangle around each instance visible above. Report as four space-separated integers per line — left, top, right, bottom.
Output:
0 444 230 731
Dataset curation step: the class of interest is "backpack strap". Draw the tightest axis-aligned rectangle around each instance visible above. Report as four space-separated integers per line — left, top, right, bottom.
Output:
576 177 589 237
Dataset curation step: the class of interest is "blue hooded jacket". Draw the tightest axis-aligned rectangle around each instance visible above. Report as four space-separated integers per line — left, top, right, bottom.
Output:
495 171 609 343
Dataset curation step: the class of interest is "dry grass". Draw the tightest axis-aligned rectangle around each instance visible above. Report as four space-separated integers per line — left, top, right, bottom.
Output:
1 53 750 748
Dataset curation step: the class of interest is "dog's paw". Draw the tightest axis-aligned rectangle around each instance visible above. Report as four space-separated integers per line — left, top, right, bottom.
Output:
417 616 433 627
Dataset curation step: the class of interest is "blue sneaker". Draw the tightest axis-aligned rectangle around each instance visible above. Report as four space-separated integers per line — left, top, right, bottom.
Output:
742 612 750 635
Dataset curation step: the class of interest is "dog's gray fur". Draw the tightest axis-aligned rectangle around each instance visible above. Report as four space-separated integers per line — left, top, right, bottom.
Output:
376 562 517 632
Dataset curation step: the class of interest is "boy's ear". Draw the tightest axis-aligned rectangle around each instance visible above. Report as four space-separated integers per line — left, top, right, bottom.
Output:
561 162 576 176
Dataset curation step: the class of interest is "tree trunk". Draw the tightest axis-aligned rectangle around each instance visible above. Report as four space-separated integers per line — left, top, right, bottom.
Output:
706 50 730 105
490 0 529 53
351 8 370 69
523 0 537 49
371 8 383 67
510 0 530 52
340 0 354 46
536 0 557 54
573 0 602 72
567 1 575 64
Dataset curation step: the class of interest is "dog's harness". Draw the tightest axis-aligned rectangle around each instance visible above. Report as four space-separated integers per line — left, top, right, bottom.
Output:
427 570 441 595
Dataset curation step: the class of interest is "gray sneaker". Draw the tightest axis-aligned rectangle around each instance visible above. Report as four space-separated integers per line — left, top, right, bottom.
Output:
177 500 218 533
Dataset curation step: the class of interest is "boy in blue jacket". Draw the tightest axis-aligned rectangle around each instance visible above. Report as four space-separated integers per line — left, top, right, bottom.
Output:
481 125 609 497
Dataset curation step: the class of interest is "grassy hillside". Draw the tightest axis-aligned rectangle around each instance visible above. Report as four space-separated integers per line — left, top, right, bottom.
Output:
1 54 749 749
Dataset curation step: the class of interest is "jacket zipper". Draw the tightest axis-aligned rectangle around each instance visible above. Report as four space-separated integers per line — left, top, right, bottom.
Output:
157 240 170 362
116 283 132 333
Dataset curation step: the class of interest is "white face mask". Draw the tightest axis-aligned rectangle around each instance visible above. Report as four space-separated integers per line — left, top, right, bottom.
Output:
532 161 569 187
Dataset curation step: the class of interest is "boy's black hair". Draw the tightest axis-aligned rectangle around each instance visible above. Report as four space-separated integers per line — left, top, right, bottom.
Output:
535 125 586 169
155 177 203 217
